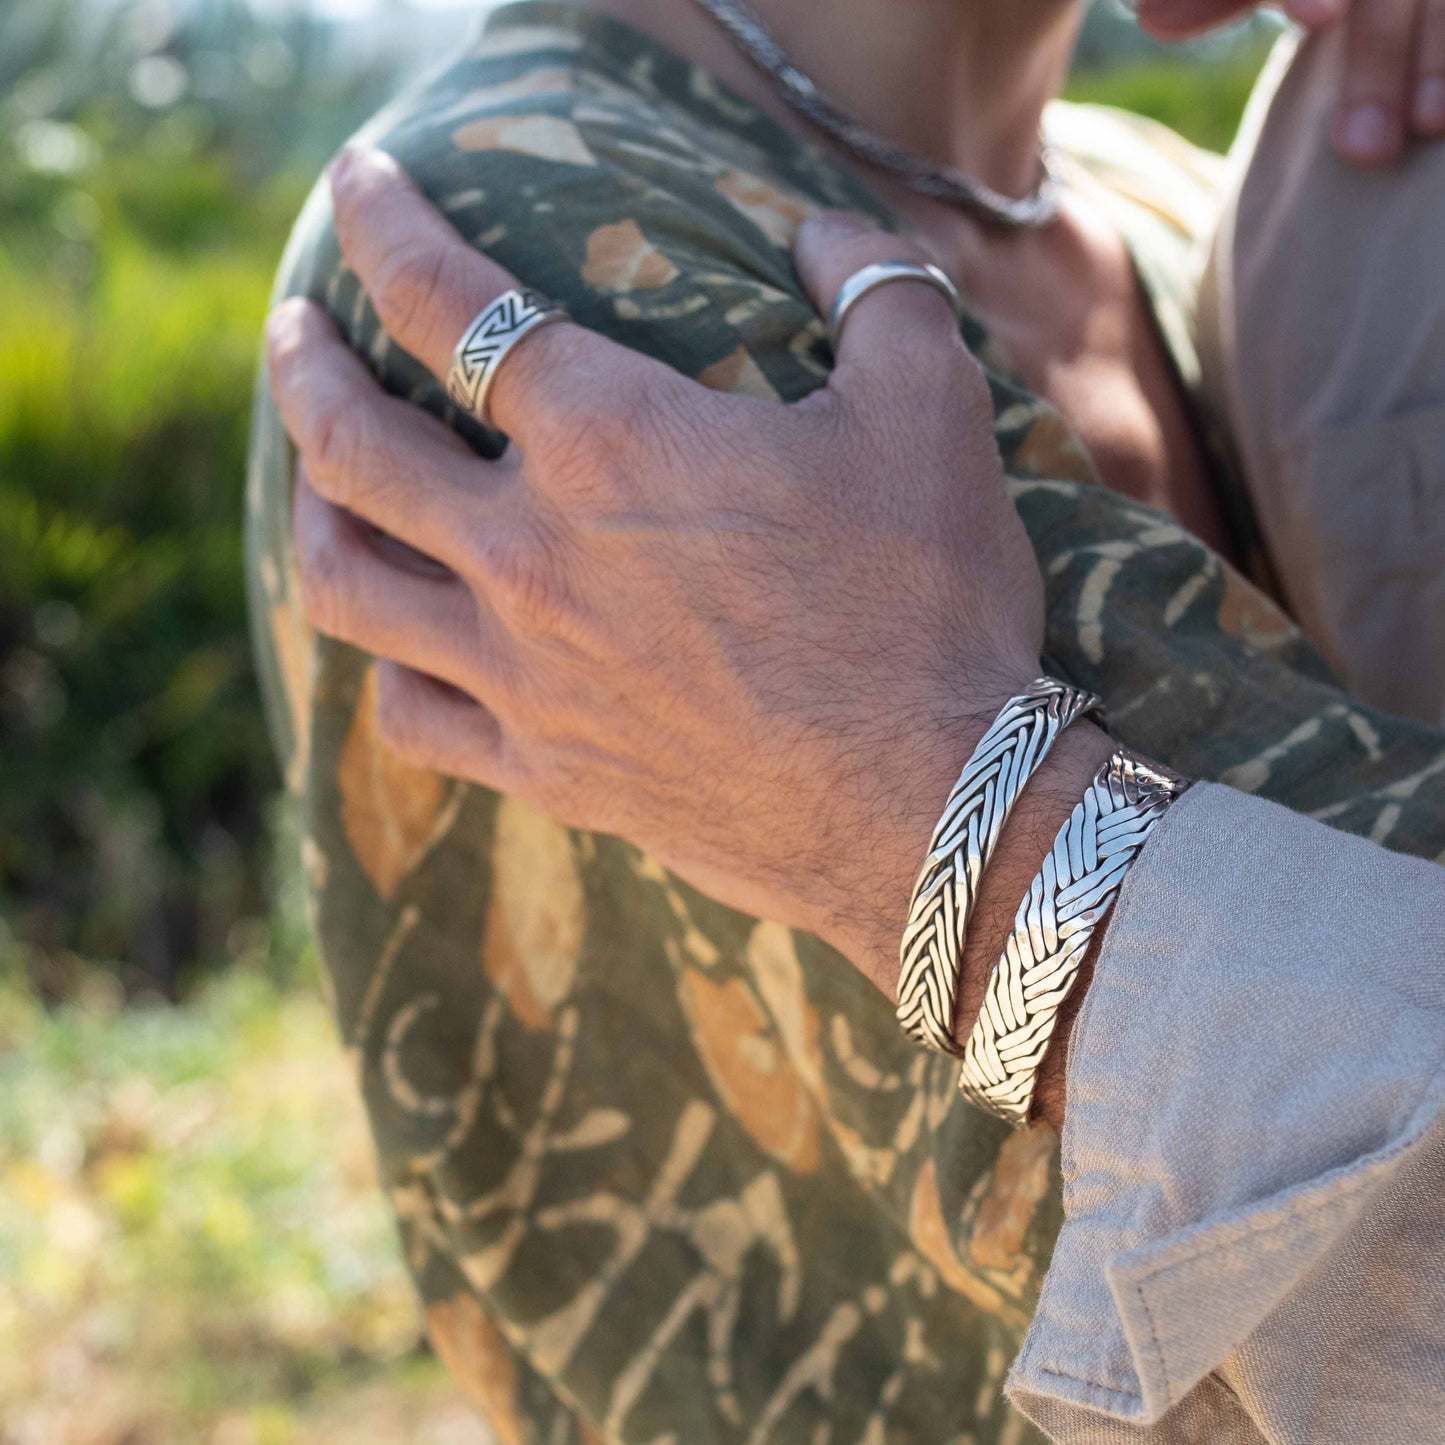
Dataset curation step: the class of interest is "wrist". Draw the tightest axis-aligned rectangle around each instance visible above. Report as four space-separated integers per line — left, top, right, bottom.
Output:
815 674 1029 985
954 719 1115 1129
825 702 1114 1130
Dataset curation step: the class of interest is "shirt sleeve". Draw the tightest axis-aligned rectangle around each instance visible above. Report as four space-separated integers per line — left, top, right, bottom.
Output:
1005 781 1445 1444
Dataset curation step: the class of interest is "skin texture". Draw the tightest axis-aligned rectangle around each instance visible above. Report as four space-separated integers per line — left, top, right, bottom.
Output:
268 150 1116 1138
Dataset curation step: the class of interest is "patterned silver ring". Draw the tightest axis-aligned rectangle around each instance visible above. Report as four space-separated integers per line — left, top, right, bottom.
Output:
446 288 569 429
826 260 961 352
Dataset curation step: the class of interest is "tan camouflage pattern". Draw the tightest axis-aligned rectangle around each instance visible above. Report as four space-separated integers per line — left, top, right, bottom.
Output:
244 5 1445 1440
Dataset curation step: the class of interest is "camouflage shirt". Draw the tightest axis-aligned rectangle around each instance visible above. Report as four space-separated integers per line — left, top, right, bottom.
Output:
245 6 1445 1441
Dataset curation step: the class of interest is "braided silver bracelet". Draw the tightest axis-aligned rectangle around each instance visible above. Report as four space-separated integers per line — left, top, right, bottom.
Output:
896 678 1103 1057
958 748 1190 1125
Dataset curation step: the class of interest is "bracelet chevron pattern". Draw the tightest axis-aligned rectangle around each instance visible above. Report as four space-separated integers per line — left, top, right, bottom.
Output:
958 749 1190 1125
896 678 1103 1057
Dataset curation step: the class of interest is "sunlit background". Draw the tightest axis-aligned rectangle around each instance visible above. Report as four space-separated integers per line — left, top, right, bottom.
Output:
0 2 1279 1440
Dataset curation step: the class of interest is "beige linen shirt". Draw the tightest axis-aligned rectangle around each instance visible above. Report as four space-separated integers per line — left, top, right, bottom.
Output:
1008 783 1445 1442
1198 30 1445 725
1009 35 1445 1442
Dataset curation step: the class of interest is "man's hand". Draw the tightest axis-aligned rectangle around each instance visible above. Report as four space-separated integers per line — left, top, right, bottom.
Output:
265 147 1113 1037
1138 0 1445 165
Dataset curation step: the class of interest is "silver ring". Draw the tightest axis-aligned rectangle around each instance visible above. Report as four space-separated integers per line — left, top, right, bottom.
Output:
446 288 569 428
826 260 961 351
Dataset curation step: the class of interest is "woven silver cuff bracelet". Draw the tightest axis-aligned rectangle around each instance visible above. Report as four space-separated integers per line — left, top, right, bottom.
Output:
958 748 1190 1125
896 677 1103 1057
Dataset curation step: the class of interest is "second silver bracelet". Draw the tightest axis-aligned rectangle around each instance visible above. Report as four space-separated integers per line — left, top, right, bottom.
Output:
958 748 1189 1125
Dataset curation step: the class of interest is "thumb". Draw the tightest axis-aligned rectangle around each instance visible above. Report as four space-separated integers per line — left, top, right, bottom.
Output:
792 210 966 378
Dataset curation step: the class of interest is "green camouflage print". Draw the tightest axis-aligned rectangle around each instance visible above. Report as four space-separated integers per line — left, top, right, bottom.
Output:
244 5 1445 1441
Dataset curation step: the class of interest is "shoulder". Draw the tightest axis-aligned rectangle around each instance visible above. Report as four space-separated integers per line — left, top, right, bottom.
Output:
272 4 898 401
1044 99 1225 247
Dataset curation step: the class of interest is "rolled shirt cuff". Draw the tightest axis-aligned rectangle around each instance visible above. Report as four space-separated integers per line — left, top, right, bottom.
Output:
1005 782 1445 1441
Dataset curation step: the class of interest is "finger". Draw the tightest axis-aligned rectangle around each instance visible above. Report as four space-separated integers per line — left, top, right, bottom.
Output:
1277 0 1347 29
373 659 517 791
1131 0 1260 38
294 470 513 696
1413 0 1445 134
793 211 963 363
328 145 651 444
273 298 588 640
268 297 516 573
1333 0 1414 164
791 210 984 414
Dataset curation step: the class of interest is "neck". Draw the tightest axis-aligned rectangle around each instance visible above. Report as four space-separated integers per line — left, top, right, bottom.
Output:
587 0 1084 202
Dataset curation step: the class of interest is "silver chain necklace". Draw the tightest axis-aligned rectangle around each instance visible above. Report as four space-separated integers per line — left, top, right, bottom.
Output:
690 0 1062 229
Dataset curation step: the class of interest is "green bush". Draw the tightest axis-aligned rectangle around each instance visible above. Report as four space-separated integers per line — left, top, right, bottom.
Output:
0 0 390 995
0 161 300 991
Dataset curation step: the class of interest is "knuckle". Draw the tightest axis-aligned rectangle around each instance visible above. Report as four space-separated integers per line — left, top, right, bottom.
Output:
374 675 425 762
297 540 344 636
530 320 593 375
478 530 565 633
372 239 453 341
500 325 598 434
577 393 642 471
593 374 683 465
265 297 317 376
535 396 636 502
310 391 366 481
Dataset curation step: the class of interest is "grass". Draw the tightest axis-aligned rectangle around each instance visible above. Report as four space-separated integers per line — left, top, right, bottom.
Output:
0 925 489 1444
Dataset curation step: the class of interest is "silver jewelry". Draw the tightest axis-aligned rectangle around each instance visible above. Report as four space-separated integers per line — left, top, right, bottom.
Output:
897 679 1104 1058
827 260 961 351
958 749 1190 1126
445 289 569 428
689 0 1062 229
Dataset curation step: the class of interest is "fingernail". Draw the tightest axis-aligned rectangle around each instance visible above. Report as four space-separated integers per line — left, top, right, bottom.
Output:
1338 103 1401 161
1414 78 1445 133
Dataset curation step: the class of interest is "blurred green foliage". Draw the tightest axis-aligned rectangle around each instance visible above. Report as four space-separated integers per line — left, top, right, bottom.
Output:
1064 48 1271 154
0 0 393 993
0 921 489 1442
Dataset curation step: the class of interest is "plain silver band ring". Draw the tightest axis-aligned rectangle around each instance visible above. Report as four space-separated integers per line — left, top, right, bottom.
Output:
826 260 961 352
446 289 569 429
